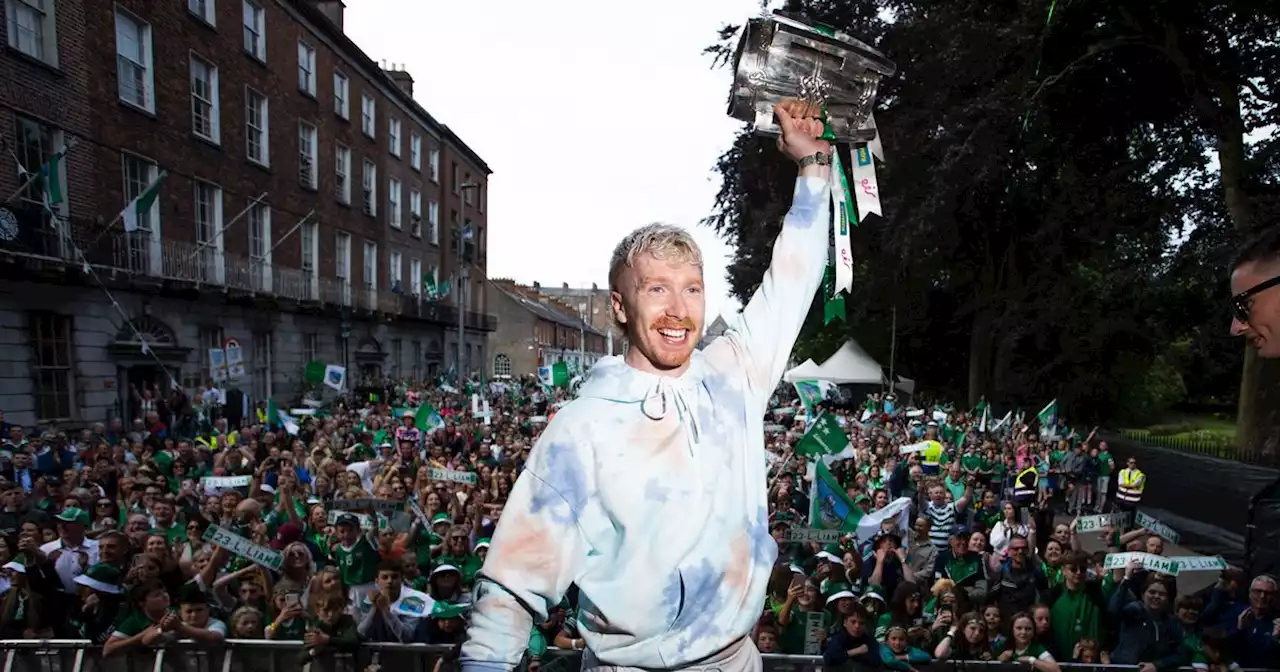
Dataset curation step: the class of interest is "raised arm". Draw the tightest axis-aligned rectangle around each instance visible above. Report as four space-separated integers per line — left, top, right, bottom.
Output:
460 414 593 672
720 101 835 412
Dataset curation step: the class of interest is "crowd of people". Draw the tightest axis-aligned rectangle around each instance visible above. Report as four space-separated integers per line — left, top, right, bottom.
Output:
0 378 1274 672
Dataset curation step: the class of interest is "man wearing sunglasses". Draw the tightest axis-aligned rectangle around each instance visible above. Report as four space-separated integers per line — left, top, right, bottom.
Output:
1230 227 1280 357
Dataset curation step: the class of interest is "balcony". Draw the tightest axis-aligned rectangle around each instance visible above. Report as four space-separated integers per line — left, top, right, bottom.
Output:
0 221 500 327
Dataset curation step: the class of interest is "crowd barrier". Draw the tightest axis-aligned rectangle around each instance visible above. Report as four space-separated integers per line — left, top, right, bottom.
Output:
0 640 1275 672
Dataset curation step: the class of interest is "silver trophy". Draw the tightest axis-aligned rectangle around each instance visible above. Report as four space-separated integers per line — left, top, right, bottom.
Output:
727 12 895 143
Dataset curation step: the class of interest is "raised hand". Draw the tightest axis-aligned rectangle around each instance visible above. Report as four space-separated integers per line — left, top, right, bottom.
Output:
774 99 831 163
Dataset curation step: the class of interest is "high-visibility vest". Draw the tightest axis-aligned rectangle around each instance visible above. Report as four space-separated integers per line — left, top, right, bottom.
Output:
1117 468 1145 503
921 440 944 472
1014 466 1038 504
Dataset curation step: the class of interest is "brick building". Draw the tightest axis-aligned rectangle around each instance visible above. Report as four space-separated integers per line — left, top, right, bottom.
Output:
486 279 607 378
0 0 495 427
533 282 628 356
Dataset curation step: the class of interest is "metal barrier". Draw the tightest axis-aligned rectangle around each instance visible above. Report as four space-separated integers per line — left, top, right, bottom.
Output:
0 640 1275 672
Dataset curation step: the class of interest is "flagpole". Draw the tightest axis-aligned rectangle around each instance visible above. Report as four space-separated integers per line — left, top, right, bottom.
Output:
184 192 268 264
81 170 170 253
888 304 897 396
266 209 316 255
2 137 77 206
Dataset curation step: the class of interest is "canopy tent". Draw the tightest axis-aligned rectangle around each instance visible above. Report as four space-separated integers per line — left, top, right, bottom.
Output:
783 340 884 385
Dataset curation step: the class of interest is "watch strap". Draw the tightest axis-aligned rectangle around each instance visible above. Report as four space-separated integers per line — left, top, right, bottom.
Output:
797 152 832 169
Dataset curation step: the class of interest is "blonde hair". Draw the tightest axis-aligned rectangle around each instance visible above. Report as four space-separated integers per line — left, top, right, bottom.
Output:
608 223 703 293
608 224 703 327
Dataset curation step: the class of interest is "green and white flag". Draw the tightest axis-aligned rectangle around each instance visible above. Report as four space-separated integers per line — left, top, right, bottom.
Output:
809 460 858 532
39 148 66 209
538 361 569 388
1037 399 1058 428
795 411 849 457
121 171 166 232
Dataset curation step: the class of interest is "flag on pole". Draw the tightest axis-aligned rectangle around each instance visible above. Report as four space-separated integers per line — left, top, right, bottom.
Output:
39 148 66 209
322 364 346 390
538 361 570 388
462 224 474 241
809 460 858 531
415 402 445 431
1037 399 1058 429
794 411 850 457
979 405 990 433
122 172 167 232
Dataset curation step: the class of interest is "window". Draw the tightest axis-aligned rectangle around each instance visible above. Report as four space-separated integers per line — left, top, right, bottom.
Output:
409 189 422 237
451 163 459 193
30 312 73 421
242 0 265 61
389 250 402 290
389 339 402 377
245 88 269 166
361 94 376 137
463 174 475 204
333 71 349 119
334 144 350 204
477 183 485 213
194 181 223 281
188 0 215 25
190 55 220 143
8 0 58 65
248 201 271 289
428 200 439 245
388 177 401 229
412 341 422 380
301 220 317 281
297 41 316 95
363 240 377 289
429 147 440 182
335 232 351 282
410 133 421 171
115 9 154 112
303 333 319 364
298 121 317 189
362 159 376 216
13 116 57 206
121 153 160 233
252 331 273 400
493 353 512 378
388 118 401 157
410 258 422 295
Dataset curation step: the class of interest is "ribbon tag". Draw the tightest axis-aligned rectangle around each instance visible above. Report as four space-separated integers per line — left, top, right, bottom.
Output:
851 144 882 221
822 265 846 325
830 151 856 293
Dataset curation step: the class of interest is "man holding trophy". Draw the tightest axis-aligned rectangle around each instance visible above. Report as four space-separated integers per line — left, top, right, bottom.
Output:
460 13 893 672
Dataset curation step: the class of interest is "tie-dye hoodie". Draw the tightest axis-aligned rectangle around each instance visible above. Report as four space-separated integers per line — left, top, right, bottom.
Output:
460 176 831 671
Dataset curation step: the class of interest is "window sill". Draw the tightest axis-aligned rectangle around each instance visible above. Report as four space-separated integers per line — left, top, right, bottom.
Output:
118 99 157 119
192 133 222 150
4 46 62 74
247 158 272 173
244 50 267 67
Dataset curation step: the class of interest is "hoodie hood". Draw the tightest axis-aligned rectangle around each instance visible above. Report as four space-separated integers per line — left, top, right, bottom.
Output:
576 353 708 446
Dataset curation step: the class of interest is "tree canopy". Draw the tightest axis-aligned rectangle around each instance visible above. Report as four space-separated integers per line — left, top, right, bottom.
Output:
706 0 1279 432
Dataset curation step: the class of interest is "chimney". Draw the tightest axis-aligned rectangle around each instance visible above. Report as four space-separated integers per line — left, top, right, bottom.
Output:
312 0 345 30
532 281 540 290
386 67 414 98
562 282 569 289
591 282 598 291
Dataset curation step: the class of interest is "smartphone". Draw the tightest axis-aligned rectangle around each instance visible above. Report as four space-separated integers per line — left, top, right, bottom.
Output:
790 573 805 589
132 554 147 569
284 593 301 610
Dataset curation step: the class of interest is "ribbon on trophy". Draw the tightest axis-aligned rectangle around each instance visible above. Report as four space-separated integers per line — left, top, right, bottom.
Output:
817 109 883 325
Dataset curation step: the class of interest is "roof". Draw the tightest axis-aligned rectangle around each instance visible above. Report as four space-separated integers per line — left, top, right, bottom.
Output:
288 0 492 175
494 284 606 337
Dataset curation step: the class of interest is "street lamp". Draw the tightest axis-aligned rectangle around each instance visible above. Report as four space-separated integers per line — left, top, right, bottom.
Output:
457 181 480 379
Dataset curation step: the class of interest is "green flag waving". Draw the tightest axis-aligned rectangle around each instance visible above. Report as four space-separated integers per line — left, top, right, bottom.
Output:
809 460 858 531
795 411 849 457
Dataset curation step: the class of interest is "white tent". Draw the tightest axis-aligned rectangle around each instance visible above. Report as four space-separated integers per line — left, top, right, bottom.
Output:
783 340 884 385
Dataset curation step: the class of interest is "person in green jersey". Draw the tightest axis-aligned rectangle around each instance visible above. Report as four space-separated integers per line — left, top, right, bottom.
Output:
999 612 1061 672
331 513 381 605
436 529 483 589
102 579 175 657
1094 443 1115 514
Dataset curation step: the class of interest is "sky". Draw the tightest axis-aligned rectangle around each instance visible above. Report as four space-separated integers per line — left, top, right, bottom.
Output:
344 0 765 327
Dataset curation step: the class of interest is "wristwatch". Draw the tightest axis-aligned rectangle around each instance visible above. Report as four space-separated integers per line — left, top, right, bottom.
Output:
797 152 832 169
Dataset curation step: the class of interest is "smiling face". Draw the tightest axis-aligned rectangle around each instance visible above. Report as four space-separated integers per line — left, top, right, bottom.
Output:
610 225 705 376
1231 260 1280 357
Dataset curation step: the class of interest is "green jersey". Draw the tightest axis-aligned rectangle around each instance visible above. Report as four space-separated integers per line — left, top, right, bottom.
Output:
1098 452 1114 477
335 535 381 586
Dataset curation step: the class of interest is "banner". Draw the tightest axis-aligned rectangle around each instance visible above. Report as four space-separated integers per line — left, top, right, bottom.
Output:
201 475 251 495
1075 512 1131 533
331 498 403 512
1103 552 1180 576
780 527 842 544
1136 511 1181 544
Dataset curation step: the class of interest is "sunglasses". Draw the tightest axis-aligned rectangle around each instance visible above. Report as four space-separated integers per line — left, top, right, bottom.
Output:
1232 276 1280 324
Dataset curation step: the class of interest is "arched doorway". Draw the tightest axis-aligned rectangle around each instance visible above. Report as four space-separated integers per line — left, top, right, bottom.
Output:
354 336 384 382
493 353 512 378
106 315 189 421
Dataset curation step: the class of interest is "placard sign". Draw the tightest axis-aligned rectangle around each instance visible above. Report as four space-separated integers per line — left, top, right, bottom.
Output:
781 528 842 544
1075 512 1131 533
803 611 825 654
203 524 283 571
429 467 477 485
1136 511 1181 544
1103 552 1180 576
331 498 403 512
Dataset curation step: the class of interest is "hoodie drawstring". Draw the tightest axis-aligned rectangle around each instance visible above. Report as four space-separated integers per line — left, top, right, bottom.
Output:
639 379 702 448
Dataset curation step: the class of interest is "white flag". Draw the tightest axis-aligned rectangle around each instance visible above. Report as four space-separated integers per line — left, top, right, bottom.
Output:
323 364 346 390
